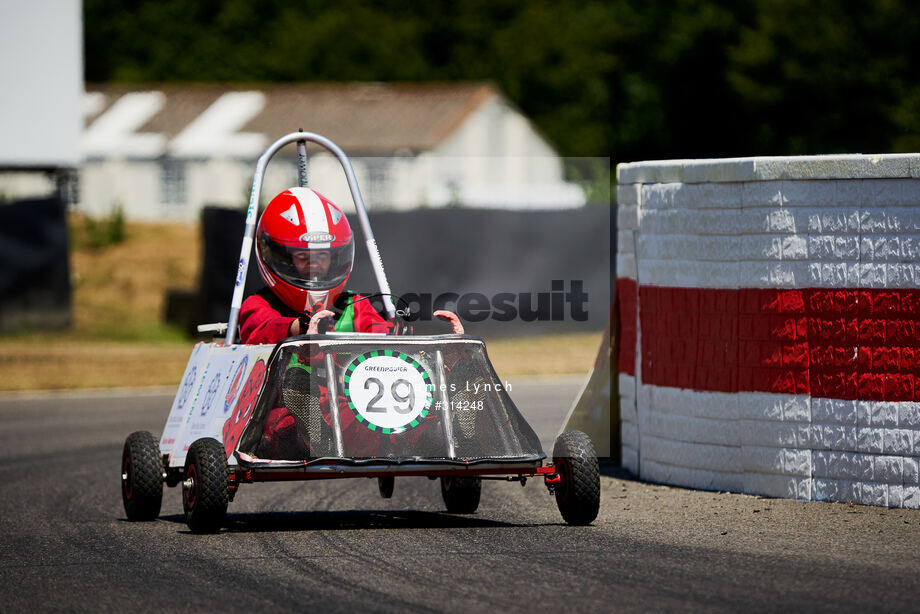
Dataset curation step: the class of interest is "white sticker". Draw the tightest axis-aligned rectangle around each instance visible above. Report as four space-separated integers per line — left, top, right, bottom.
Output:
343 351 433 433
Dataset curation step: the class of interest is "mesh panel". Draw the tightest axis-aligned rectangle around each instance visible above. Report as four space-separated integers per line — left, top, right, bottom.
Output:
281 366 332 457
443 353 528 458
238 337 545 465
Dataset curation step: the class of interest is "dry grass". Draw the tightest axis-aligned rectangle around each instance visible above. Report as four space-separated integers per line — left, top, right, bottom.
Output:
484 331 603 376
0 341 192 391
69 215 200 339
0 215 603 392
0 332 603 392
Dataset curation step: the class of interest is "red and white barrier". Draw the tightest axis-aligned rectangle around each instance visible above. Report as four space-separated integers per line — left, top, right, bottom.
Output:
617 155 920 508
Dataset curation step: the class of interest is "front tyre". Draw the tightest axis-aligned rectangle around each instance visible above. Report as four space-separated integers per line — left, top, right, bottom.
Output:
553 431 600 525
440 476 481 514
182 438 229 534
122 431 164 521
378 476 395 499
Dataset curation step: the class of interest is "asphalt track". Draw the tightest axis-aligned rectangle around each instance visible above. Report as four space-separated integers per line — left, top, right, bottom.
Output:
1 378 919 613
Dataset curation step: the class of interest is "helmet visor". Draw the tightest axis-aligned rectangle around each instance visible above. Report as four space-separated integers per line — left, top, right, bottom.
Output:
259 233 354 291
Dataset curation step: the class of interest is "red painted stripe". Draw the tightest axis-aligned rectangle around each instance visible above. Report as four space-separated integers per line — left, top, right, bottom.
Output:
616 281 920 401
615 278 638 376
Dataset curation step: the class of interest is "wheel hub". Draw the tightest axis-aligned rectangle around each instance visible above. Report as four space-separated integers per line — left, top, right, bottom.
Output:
183 466 198 508
122 457 133 498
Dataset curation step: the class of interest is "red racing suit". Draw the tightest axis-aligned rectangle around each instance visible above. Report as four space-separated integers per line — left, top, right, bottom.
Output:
240 288 392 343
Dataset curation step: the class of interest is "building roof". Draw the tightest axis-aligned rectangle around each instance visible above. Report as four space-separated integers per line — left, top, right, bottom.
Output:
84 82 498 158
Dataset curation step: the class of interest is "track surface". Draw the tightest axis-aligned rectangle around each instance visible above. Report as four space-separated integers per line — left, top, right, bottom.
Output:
2 380 919 613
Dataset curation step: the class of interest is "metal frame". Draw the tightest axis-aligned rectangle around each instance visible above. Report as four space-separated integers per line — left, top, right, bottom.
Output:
226 131 397 345
229 460 554 482
223 462 560 502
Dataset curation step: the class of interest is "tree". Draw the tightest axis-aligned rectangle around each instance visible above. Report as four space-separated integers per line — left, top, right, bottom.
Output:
83 0 920 162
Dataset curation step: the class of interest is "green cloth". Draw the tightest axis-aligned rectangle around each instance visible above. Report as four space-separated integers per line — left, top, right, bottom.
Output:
334 294 356 332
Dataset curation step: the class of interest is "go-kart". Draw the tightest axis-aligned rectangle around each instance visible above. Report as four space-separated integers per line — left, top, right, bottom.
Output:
120 132 600 533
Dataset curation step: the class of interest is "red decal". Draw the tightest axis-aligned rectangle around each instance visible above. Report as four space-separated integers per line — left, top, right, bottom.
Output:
222 359 267 457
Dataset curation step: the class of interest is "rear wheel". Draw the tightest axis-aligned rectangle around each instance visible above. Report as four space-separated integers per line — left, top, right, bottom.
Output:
121 431 164 521
378 476 395 499
440 476 481 514
182 438 229 533
553 431 600 525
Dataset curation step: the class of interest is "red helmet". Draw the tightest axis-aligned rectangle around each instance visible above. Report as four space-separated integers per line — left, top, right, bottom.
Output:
255 187 355 313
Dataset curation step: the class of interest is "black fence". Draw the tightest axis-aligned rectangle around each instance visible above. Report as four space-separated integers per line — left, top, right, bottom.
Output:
180 205 612 337
0 197 72 331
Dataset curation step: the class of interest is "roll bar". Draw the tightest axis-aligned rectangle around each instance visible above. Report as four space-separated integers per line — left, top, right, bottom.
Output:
225 132 396 345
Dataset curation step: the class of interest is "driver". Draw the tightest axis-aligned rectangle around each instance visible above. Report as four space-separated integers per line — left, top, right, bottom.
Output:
239 187 394 458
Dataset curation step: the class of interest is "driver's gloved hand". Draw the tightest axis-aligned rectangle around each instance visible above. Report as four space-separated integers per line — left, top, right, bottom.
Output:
298 303 324 334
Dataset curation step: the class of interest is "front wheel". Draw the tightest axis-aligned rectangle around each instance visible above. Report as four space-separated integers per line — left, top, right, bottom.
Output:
378 476 395 499
121 431 164 521
182 438 229 533
440 476 481 514
553 431 600 525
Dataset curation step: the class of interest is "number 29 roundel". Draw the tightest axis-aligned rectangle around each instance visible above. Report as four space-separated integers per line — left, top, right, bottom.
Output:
343 351 433 435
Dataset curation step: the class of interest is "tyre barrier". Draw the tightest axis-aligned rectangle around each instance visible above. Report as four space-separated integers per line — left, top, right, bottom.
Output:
617 154 920 508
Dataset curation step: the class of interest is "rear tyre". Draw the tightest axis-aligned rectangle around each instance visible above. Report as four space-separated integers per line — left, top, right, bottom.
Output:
378 476 395 499
553 430 600 525
121 431 164 521
182 438 229 534
440 476 481 514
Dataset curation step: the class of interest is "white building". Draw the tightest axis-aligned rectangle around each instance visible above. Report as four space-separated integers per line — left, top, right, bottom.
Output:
78 82 584 221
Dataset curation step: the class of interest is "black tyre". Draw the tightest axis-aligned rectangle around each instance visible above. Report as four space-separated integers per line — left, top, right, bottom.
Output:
440 476 481 514
182 438 229 534
378 475 395 499
553 430 600 525
121 431 164 521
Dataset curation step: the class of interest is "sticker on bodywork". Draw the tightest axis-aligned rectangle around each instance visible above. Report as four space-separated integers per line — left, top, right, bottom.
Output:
343 350 433 434
222 358 267 457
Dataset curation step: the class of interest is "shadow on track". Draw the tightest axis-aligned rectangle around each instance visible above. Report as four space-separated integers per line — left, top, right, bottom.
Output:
599 459 633 479
158 509 546 533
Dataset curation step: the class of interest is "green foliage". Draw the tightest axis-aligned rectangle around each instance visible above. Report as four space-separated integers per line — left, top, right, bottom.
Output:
72 206 127 250
83 0 920 163
725 0 920 155
566 159 612 206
